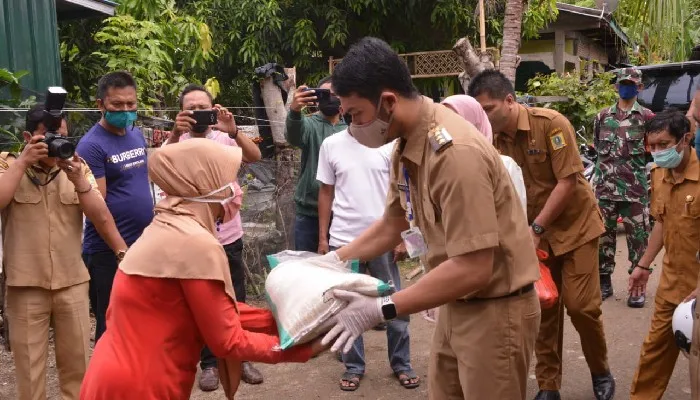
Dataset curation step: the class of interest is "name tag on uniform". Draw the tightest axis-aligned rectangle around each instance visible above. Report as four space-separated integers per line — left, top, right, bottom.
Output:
401 227 428 258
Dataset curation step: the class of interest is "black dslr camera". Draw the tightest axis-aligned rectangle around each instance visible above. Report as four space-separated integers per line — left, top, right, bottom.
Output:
42 87 75 159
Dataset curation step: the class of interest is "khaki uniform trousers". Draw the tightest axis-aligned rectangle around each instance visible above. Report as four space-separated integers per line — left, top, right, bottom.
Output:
536 238 610 390
630 296 681 399
7 282 90 400
428 288 540 399
690 302 700 399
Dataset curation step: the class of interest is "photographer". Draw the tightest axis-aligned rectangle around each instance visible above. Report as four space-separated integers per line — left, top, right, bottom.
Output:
0 104 127 400
164 84 262 391
284 77 347 252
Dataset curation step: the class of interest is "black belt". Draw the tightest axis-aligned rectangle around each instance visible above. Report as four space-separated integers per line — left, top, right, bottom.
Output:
458 283 535 303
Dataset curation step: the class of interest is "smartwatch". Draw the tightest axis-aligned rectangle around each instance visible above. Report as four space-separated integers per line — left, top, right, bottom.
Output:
531 222 545 235
380 296 397 320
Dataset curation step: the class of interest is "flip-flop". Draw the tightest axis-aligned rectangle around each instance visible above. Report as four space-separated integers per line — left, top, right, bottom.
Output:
395 370 420 389
340 372 362 391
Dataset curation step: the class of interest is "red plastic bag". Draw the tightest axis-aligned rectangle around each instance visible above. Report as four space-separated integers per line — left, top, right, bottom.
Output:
534 249 559 309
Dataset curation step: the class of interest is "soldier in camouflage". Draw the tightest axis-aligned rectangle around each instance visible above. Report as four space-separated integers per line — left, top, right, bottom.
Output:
593 67 655 308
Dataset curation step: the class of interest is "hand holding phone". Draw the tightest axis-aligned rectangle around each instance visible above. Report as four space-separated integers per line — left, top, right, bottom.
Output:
291 85 318 112
192 110 218 126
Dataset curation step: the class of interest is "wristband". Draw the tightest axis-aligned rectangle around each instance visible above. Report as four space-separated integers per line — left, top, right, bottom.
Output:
75 185 92 194
229 127 239 140
629 264 653 274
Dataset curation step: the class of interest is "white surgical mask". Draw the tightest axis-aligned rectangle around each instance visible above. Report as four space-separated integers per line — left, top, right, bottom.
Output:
349 97 394 148
183 182 241 226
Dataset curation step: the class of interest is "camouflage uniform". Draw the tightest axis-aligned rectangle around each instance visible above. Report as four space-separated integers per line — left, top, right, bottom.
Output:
593 68 655 276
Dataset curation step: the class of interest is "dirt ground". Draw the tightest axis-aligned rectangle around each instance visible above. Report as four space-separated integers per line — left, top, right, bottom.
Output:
0 234 693 399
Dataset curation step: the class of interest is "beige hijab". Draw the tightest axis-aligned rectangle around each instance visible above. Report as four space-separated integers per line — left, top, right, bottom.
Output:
119 138 244 398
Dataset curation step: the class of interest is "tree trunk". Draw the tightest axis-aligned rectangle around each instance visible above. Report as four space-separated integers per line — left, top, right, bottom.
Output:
259 77 288 146
258 69 298 249
500 0 524 85
452 37 495 92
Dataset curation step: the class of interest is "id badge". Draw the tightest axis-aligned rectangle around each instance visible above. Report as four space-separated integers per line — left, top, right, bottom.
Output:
401 227 428 258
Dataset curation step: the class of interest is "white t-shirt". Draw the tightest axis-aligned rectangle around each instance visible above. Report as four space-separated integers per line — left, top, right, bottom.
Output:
316 130 396 247
500 155 527 216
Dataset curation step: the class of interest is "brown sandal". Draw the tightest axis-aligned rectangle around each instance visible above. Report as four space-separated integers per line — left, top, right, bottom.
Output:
340 372 362 391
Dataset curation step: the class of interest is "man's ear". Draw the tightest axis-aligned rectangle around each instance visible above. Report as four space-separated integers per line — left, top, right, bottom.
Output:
96 98 105 112
22 131 33 144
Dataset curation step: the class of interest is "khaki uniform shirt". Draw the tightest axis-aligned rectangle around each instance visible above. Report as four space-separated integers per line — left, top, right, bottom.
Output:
650 151 700 305
495 105 605 256
385 98 540 299
0 154 99 290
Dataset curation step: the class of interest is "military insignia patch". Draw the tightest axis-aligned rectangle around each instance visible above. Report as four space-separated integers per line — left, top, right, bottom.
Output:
549 129 566 150
0 158 8 170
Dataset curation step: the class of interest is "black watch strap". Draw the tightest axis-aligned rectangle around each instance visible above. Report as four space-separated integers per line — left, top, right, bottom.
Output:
380 296 397 320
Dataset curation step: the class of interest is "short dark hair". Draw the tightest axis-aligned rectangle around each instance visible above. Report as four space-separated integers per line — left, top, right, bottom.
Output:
318 76 332 87
331 37 419 101
179 84 213 109
645 109 691 141
25 104 65 133
467 69 516 100
96 71 137 100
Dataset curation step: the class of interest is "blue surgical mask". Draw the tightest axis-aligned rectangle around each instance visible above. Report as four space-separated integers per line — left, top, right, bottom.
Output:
618 84 639 100
652 142 683 169
104 110 138 129
695 127 700 161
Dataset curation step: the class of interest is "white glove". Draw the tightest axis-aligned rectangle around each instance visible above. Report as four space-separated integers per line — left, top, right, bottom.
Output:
321 289 384 353
316 250 340 263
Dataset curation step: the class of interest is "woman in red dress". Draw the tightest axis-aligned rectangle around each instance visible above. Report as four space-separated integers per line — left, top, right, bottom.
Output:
80 139 326 399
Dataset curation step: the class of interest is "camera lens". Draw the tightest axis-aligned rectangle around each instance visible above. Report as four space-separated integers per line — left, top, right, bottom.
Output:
48 137 75 159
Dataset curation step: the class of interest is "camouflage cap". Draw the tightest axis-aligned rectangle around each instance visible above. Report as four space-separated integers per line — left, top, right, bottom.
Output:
616 67 642 84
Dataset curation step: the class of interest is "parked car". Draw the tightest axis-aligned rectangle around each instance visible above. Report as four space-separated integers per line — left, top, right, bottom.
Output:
634 61 700 113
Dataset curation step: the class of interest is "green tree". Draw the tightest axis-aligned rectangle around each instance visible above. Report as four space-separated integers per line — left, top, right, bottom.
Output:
60 0 562 109
527 71 618 136
616 0 699 63
60 0 215 108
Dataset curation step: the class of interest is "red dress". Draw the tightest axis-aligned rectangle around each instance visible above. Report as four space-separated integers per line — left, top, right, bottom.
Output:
80 270 311 399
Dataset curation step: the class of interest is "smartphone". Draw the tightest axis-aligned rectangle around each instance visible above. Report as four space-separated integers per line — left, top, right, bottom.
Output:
303 88 331 103
191 110 218 126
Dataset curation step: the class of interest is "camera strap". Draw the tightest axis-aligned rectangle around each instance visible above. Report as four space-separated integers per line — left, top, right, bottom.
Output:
25 167 60 187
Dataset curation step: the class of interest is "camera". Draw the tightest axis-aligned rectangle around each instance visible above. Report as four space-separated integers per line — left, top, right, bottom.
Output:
42 87 75 159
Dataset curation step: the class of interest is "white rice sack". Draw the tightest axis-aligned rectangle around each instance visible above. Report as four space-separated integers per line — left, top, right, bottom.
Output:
265 250 392 349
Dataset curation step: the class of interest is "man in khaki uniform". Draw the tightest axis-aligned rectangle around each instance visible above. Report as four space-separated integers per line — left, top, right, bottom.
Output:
318 37 542 400
469 69 614 400
0 105 127 400
627 110 700 399
687 82 700 399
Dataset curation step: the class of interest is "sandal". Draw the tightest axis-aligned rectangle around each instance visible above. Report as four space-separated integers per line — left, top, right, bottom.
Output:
395 370 420 389
340 372 362 391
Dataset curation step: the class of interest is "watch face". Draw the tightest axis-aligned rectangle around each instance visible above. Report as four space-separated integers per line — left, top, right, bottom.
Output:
381 297 397 320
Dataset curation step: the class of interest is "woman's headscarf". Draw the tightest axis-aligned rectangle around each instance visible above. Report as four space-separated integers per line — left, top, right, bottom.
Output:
441 95 493 143
118 138 244 398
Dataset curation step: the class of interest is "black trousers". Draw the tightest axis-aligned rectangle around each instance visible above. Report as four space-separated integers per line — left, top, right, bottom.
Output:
200 238 246 369
83 251 118 344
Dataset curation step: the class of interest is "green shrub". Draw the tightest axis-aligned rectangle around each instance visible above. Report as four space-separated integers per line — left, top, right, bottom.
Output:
526 71 618 140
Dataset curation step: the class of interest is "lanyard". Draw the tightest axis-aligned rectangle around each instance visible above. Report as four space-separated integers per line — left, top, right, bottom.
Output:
403 166 413 222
